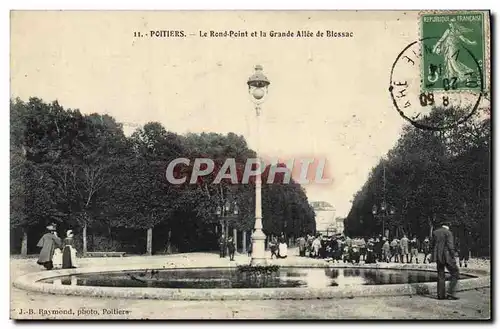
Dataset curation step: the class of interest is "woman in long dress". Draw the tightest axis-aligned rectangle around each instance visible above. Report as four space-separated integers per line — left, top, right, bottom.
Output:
277 236 288 259
311 236 321 258
37 224 62 270
62 230 78 269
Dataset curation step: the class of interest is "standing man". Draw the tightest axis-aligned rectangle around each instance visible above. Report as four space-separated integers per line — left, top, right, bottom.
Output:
306 234 314 257
297 235 306 257
382 237 391 263
400 234 410 263
227 236 236 261
459 230 471 268
431 221 460 300
422 236 431 263
218 234 227 258
247 231 253 257
390 237 399 262
36 223 62 270
409 235 420 264
358 237 367 262
374 236 383 262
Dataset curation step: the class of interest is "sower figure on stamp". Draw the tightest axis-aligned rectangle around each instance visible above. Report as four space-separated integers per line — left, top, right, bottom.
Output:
431 221 460 300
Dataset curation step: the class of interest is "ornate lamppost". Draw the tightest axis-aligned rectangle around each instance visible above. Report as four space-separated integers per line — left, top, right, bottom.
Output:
215 200 239 239
215 200 239 257
247 65 270 266
372 201 396 239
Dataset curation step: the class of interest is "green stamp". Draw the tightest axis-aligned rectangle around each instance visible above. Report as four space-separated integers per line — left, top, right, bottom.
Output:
421 12 485 92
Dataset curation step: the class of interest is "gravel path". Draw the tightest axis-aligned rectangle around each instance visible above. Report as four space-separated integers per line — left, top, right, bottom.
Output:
10 252 491 320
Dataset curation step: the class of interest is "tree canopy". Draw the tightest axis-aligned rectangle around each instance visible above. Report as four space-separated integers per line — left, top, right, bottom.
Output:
345 107 490 256
10 97 316 254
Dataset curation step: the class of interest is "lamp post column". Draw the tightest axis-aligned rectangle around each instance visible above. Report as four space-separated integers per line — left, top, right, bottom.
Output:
247 65 270 266
251 108 267 265
382 213 385 238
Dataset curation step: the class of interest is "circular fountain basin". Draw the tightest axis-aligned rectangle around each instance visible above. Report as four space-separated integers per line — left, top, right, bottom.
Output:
13 262 490 300
38 267 474 289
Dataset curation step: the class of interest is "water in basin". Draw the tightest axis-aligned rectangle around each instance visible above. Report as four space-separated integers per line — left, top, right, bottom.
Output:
39 267 473 289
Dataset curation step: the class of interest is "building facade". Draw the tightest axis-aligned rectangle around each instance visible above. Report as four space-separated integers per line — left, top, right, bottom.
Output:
310 201 336 235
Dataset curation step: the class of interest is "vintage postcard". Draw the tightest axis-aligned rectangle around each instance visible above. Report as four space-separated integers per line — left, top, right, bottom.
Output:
10 10 491 320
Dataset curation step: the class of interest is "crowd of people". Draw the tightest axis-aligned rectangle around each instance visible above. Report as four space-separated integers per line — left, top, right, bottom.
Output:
218 231 470 269
296 233 435 265
37 221 466 300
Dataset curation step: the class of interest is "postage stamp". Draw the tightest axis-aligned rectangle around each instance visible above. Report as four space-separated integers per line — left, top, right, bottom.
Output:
420 12 486 92
389 11 489 131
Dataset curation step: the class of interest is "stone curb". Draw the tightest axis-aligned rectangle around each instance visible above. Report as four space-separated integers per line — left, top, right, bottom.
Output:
13 262 490 301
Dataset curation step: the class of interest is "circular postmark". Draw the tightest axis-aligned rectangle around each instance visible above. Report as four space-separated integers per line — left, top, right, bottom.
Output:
389 37 484 131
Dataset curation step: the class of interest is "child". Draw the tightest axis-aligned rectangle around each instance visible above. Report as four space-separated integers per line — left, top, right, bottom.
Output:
409 235 419 264
342 246 350 263
350 246 360 264
422 237 431 263
227 236 235 261
269 237 278 259
382 238 391 263
365 238 376 264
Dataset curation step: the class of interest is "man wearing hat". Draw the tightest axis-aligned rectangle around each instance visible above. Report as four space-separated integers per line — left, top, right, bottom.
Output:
431 221 460 300
36 223 62 270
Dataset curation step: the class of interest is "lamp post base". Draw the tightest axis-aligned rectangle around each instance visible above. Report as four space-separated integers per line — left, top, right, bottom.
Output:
250 257 268 266
250 229 268 266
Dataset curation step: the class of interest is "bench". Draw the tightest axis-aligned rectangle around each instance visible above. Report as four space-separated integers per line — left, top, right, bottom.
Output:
85 252 126 258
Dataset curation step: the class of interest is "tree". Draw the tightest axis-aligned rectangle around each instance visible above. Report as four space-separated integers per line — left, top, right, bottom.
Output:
10 97 316 255
345 106 490 256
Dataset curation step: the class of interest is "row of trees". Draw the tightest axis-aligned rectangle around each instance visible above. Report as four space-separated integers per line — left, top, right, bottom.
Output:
10 97 316 256
345 107 490 256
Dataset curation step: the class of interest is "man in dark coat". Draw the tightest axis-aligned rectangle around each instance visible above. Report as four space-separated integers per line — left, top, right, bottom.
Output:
459 230 471 268
431 222 460 300
218 234 227 258
374 236 383 262
227 236 236 261
37 224 62 270
297 236 306 257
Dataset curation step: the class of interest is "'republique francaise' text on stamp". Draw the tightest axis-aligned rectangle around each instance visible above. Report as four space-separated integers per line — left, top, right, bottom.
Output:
420 12 485 92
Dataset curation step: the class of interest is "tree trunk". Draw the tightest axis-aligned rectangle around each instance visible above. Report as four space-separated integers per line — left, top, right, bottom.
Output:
242 231 247 254
146 227 153 255
165 229 172 254
21 228 28 257
429 216 434 237
233 228 237 253
83 224 88 255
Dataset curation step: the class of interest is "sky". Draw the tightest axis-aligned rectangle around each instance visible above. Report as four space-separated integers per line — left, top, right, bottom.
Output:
10 11 432 217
